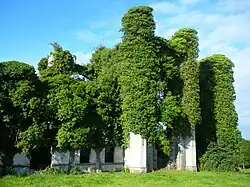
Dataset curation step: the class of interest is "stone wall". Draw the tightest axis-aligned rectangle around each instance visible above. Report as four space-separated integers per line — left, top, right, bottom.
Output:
0 131 196 175
50 146 124 172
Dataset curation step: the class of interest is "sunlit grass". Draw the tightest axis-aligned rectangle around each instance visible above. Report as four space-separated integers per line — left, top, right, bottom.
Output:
1 171 249 187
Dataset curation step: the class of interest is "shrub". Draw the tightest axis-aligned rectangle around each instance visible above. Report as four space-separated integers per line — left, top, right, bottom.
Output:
200 142 240 172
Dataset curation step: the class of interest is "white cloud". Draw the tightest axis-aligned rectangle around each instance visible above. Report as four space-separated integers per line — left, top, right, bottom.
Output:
151 0 250 139
73 52 92 65
216 0 250 12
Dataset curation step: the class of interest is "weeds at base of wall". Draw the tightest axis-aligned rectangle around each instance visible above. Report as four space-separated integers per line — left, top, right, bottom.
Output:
121 166 130 173
35 167 67 175
35 166 103 175
69 166 83 175
3 167 30 177
238 168 250 174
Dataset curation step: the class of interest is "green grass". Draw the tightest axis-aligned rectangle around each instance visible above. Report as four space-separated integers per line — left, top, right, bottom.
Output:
0 171 249 187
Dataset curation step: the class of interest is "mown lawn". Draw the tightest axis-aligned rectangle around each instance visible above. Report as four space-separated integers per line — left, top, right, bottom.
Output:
0 171 249 187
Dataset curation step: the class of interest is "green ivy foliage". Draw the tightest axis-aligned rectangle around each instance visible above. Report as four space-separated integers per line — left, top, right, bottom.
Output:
199 54 242 171
199 54 241 149
37 58 48 73
197 59 216 159
93 47 123 148
118 6 161 146
171 28 201 129
120 6 155 42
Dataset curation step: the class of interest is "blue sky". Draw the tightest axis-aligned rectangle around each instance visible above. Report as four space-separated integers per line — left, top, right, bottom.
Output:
1 0 250 139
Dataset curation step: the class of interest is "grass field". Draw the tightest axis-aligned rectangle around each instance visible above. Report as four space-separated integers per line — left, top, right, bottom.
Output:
0 171 249 187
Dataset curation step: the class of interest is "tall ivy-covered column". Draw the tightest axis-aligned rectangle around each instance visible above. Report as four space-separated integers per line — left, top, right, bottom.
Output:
199 54 241 171
171 28 201 171
118 6 162 172
210 54 240 150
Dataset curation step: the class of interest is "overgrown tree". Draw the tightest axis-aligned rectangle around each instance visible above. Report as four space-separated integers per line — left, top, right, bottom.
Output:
31 43 123 170
16 44 84 172
38 42 81 80
85 46 123 169
0 61 39 173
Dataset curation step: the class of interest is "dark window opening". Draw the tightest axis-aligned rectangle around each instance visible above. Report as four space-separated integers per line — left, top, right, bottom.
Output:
80 148 91 163
30 147 51 170
105 147 114 163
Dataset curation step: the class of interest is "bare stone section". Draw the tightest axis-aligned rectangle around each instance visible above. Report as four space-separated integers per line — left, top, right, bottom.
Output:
51 147 124 172
47 54 54 67
114 147 123 163
48 130 197 173
89 149 105 164
0 153 3 175
0 130 197 175
176 128 197 171
74 150 80 165
176 137 186 170
12 153 30 175
6 130 197 174
124 132 158 173
185 128 197 171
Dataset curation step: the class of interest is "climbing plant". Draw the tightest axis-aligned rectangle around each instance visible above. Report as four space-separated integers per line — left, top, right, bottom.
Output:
196 58 217 160
118 6 163 148
171 28 201 129
199 54 242 171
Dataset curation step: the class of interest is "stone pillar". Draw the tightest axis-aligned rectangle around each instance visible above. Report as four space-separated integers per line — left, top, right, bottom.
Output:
153 145 158 170
51 148 70 171
12 153 30 175
89 148 105 164
176 137 186 170
74 150 80 165
114 147 124 163
124 132 147 173
167 138 178 169
147 146 154 172
185 128 197 171
0 154 3 175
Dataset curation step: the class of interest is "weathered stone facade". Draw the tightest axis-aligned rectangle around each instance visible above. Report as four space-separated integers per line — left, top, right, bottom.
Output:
51 146 124 172
1 129 197 175
12 153 30 175
49 131 197 173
